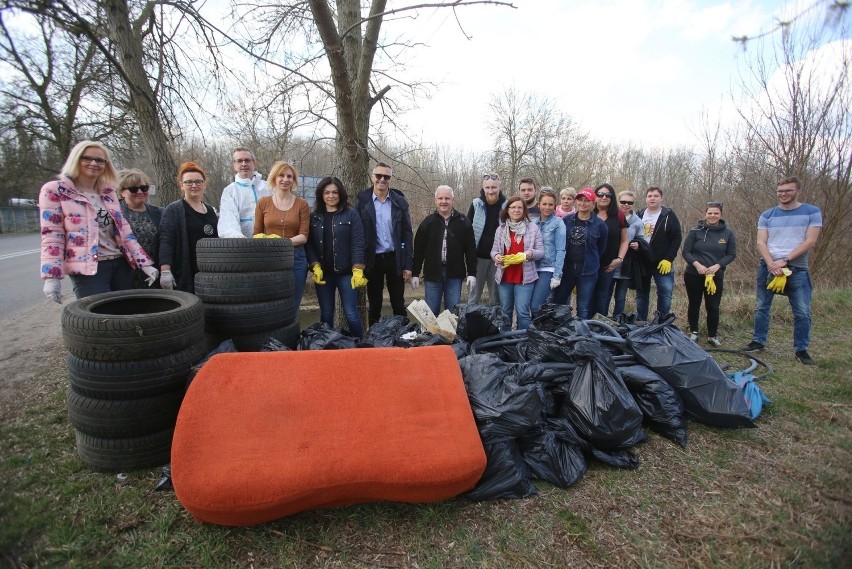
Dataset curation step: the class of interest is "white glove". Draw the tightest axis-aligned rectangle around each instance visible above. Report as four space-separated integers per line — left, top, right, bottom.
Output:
141 266 159 287
466 276 476 289
159 269 175 290
410 276 420 289
43 279 62 303
550 276 561 290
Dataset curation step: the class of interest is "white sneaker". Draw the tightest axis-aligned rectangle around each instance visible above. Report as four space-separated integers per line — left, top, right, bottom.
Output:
689 332 698 342
707 337 721 347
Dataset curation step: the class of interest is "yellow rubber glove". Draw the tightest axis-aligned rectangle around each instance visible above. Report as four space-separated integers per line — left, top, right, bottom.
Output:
351 267 368 289
311 265 326 285
767 268 792 294
657 259 672 274
501 253 526 268
704 274 716 295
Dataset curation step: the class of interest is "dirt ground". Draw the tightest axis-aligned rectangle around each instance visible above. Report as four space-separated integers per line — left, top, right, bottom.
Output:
0 301 66 417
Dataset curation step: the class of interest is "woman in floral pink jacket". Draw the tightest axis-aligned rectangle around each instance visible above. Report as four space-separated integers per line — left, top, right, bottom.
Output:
39 140 158 301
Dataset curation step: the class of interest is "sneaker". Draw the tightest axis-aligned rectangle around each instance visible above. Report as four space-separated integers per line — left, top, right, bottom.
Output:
795 350 815 365
689 331 698 342
707 337 722 347
741 341 765 352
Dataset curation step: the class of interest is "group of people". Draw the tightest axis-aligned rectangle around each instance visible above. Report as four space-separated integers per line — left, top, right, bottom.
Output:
39 141 822 364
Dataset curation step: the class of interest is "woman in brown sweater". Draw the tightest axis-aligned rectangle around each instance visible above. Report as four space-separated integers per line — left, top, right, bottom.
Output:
254 160 310 308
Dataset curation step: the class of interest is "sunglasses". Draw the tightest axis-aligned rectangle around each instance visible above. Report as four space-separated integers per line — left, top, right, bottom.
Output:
540 189 557 196
374 173 391 180
707 201 723 208
596 192 613 198
482 174 500 181
619 200 634 205
80 155 107 165
123 185 150 194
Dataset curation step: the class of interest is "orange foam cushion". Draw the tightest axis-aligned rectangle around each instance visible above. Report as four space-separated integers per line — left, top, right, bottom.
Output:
171 346 486 525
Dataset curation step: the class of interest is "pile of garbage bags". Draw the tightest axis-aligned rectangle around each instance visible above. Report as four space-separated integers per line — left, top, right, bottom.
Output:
192 303 770 502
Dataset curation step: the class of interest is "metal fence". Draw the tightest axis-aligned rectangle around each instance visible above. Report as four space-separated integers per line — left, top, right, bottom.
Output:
0 207 40 234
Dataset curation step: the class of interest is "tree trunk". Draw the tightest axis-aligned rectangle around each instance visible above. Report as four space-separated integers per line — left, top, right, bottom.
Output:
103 0 179 203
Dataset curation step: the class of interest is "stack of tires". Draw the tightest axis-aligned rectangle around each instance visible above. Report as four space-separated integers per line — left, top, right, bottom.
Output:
195 238 300 351
62 290 205 472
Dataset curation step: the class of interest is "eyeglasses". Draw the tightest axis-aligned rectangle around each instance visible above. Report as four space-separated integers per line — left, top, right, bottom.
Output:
81 156 107 165
540 189 557 196
707 201 723 208
123 185 150 194
373 173 391 180
596 192 613 198
776 189 797 194
234 158 254 164
619 200 634 205
482 174 500 181
182 179 205 186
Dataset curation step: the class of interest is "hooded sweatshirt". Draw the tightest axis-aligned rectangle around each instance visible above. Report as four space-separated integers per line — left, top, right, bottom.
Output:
681 219 737 275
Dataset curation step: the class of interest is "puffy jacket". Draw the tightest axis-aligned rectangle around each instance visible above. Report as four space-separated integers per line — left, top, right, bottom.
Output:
562 213 608 276
491 222 545 285
217 173 270 238
355 188 413 273
534 214 566 279
412 210 476 281
306 206 366 274
637 206 682 264
467 190 506 251
681 219 737 275
39 176 152 279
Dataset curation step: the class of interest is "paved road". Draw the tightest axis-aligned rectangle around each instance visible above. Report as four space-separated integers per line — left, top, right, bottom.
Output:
0 233 72 319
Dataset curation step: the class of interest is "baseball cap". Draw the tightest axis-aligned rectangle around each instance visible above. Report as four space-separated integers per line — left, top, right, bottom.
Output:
576 187 596 201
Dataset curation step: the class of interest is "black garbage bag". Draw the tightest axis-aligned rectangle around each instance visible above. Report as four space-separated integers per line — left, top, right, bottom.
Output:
559 340 645 450
626 319 755 428
451 340 471 359
530 303 574 331
518 418 587 488
620 364 688 447
465 438 537 501
589 447 640 469
260 338 292 352
186 339 238 388
526 326 591 363
454 304 510 342
359 316 411 347
297 322 359 351
406 331 453 347
459 354 546 438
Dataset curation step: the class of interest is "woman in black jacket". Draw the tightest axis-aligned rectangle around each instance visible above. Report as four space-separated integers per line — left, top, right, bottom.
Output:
307 176 366 337
681 202 737 346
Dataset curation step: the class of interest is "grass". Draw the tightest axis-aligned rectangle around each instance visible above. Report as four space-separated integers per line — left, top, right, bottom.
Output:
1 289 850 568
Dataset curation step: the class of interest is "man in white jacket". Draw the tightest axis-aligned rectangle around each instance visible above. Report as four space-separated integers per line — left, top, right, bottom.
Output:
217 148 270 238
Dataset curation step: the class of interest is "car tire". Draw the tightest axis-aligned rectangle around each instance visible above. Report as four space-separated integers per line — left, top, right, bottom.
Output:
194 271 294 304
75 428 174 472
196 238 294 272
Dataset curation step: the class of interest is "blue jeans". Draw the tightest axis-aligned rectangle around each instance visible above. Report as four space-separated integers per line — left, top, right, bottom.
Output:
753 261 812 351
293 247 308 310
498 282 535 331
636 269 675 321
552 263 597 319
69 258 133 299
424 268 462 316
612 278 632 317
530 270 554 312
315 271 362 338
593 268 617 317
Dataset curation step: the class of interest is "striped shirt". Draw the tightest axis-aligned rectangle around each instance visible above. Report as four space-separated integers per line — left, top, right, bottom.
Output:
758 203 822 269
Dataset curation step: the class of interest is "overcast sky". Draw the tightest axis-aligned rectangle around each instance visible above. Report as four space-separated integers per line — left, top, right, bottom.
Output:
384 0 820 152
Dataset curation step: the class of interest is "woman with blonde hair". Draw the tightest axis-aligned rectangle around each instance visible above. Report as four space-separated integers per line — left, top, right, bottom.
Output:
254 161 310 308
39 140 157 301
159 162 218 292
555 187 576 218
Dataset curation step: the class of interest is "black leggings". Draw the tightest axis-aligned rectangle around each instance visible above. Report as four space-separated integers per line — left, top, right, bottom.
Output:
684 271 724 337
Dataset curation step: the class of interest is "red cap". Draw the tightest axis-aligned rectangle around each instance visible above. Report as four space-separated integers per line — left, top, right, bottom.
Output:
576 187 596 201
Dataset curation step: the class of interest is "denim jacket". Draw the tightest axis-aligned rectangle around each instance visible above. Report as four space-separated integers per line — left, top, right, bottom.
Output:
534 214 566 279
562 213 608 276
306 206 366 274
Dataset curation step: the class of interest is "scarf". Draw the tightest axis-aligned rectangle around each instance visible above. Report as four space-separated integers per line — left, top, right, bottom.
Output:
503 220 526 251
